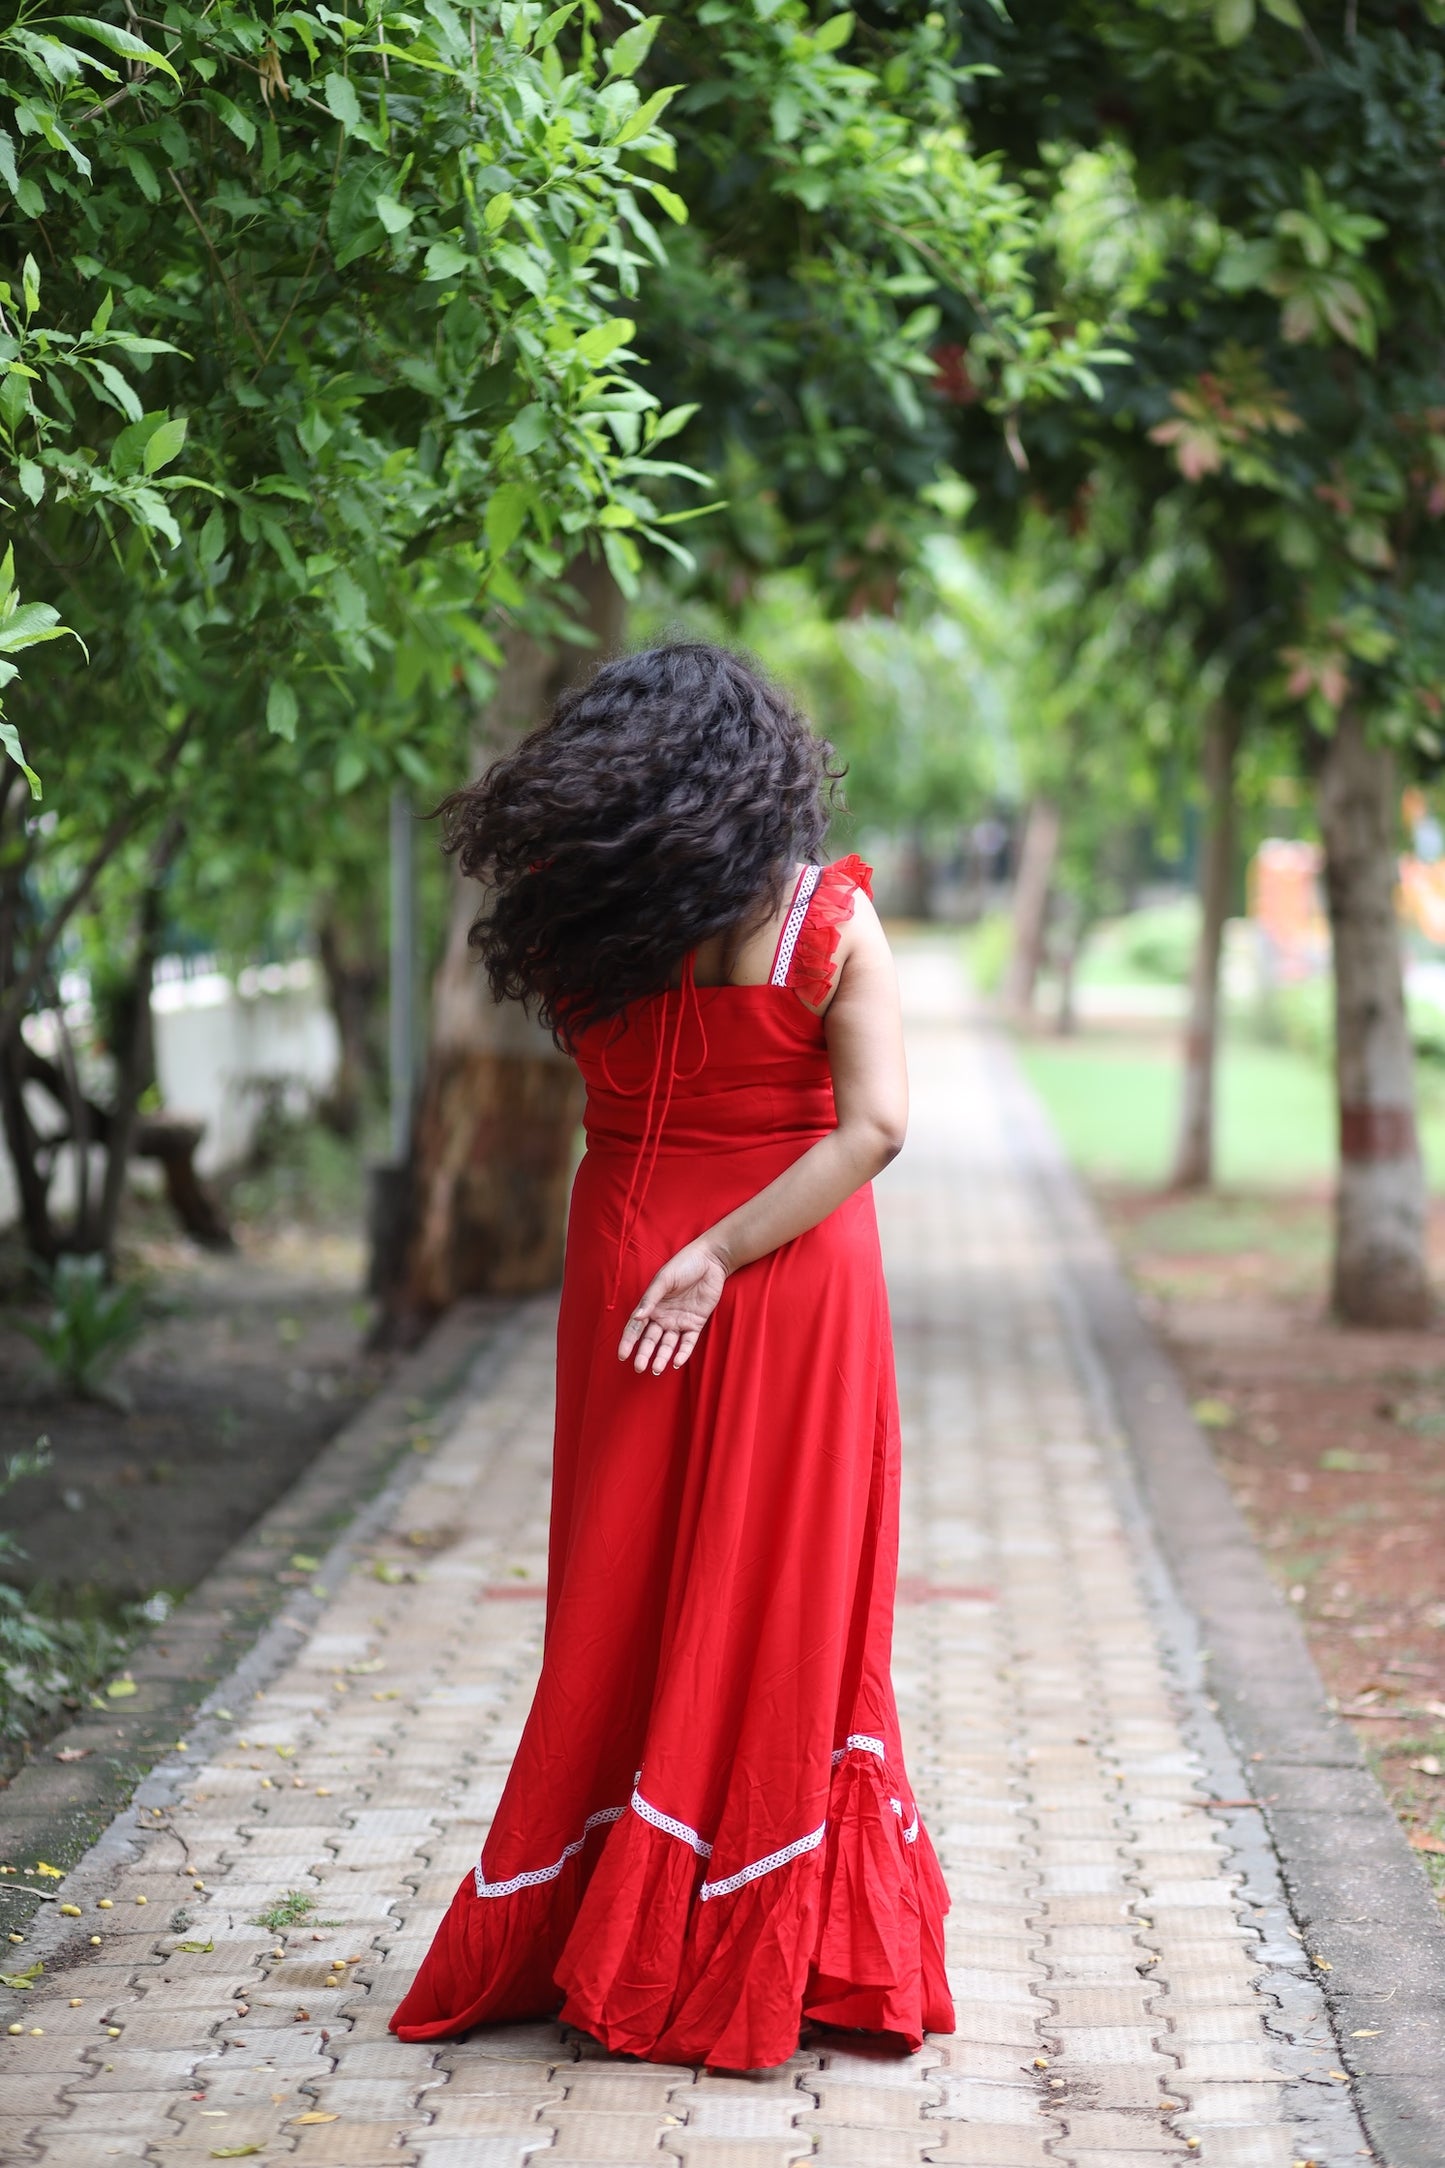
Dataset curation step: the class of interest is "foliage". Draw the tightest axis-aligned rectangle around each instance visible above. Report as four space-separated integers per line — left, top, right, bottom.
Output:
0 0 706 1084
954 0 1445 762
0 1437 137 1741
636 3 1128 610
10 1254 145 1404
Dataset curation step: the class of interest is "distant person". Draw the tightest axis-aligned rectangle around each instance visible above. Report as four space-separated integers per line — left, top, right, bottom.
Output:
390 642 952 2070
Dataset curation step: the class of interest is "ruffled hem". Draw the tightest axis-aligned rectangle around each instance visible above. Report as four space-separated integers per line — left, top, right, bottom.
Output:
789 855 873 1010
389 1746 952 2069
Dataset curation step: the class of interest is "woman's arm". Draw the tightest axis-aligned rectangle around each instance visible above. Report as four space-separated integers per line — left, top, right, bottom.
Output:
618 891 907 1376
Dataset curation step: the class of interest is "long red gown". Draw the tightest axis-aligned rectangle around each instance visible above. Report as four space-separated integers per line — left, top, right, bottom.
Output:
391 857 953 2069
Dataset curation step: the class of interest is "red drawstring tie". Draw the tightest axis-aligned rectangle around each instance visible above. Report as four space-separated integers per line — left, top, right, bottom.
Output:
604 955 709 1312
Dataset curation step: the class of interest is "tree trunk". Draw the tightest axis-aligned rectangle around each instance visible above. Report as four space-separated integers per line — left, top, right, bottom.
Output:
1005 797 1060 1019
1169 704 1242 1191
316 908 382 1138
378 555 625 1333
1053 899 1094 1037
93 843 175 1263
1317 709 1432 1327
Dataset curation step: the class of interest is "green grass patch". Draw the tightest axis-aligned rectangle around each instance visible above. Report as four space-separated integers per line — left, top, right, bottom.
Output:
250 1890 325 1934
1018 1030 1445 1189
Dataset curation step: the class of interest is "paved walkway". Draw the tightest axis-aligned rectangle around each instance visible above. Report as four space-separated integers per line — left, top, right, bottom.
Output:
2 950 1376 2167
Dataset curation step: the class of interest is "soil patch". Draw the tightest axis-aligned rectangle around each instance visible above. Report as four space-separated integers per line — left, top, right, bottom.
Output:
1098 1183 1445 1905
1 1237 383 1606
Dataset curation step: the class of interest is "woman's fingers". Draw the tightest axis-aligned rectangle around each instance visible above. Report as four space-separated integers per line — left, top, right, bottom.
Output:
651 1328 679 1376
674 1327 701 1369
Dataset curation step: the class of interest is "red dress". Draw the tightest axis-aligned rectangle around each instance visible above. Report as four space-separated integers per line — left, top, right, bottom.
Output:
391 857 953 2070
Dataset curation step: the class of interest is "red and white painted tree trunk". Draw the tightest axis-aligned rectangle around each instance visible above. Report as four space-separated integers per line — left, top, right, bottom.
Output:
1317 709 1432 1327
1170 706 1241 1191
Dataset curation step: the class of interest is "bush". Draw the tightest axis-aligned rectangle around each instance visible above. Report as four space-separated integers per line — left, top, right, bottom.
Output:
11 1256 145 1407
1088 898 1201 987
0 1440 142 1742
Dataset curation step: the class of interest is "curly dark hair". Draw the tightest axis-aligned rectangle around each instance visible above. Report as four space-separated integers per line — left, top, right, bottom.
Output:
438 641 842 1044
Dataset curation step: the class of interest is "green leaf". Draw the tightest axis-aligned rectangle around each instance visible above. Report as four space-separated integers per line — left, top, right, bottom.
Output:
323 73 363 133
771 88 802 143
422 240 471 281
613 85 678 146
266 680 299 740
1213 0 1255 42
607 18 660 77
645 182 687 225
812 11 854 52
89 358 143 423
0 602 64 654
0 127 20 199
484 480 530 555
89 285 114 337
16 458 44 505
143 416 188 474
334 743 367 793
120 145 161 203
648 402 699 446
22 254 40 321
374 192 414 234
1261 0 1303 21
483 190 514 233
197 509 226 566
509 403 548 453
0 721 42 800
575 317 636 366
55 16 180 81
174 1937 214 1953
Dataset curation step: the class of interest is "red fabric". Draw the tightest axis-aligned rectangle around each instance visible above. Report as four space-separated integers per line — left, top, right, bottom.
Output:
789 854 873 1009
390 858 953 2069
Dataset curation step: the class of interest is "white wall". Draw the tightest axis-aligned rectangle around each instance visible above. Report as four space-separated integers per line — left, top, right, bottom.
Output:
0 958 340 1233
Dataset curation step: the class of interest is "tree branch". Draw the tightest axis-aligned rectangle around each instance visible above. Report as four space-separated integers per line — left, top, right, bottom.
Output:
167 167 268 366
0 722 194 1050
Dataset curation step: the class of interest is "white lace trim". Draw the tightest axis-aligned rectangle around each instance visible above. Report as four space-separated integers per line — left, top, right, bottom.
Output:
770 863 822 986
630 1787 712 1856
890 1797 920 1844
832 1733 886 1764
473 1803 625 1898
700 1820 825 1901
472 1739 915 1899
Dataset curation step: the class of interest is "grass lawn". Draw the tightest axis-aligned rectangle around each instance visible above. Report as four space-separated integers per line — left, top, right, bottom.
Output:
1017 1029 1445 1189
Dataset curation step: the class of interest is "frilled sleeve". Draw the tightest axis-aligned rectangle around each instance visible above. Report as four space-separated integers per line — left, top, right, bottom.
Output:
786 854 874 1009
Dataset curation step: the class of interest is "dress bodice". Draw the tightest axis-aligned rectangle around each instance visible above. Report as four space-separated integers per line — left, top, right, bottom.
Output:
572 855 872 1156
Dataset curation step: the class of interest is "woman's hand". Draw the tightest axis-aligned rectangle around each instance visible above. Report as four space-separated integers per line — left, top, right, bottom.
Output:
618 1239 730 1375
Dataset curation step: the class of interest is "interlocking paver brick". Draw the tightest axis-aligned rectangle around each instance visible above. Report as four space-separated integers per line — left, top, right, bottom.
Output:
4 948 1369 2168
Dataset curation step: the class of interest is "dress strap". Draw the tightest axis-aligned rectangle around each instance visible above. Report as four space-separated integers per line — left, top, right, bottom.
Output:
769 864 823 987
780 854 874 1009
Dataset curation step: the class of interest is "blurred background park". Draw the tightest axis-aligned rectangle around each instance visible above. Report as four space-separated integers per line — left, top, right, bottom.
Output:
4 1 1445 1881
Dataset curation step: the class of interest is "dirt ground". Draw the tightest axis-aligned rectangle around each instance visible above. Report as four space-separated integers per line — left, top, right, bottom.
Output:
1099 1183 1445 1902
0 1230 385 1607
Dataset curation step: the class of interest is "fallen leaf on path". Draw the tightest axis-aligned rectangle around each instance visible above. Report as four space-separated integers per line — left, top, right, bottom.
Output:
1192 1398 1235 1428
54 1748 91 1763
293 2112 338 2123
209 2149 261 2160
32 1863 63 1879
105 1677 137 1700
175 1939 215 1953
1408 1829 1445 1855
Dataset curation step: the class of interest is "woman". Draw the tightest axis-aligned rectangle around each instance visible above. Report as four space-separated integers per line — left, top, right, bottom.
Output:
391 641 953 2071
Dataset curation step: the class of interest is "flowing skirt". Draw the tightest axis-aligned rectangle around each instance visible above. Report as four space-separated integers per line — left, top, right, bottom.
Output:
391 1134 953 2069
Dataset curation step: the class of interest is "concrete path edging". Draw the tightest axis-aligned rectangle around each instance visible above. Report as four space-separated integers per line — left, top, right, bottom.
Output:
996 1030 1445 2168
0 1298 519 1941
